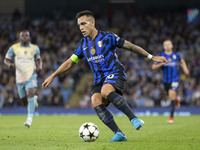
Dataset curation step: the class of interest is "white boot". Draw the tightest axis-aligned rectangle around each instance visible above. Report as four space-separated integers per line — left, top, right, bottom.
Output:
24 117 32 128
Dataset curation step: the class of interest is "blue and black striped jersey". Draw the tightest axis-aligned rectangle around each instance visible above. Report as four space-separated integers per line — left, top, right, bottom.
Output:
158 52 182 83
74 30 127 84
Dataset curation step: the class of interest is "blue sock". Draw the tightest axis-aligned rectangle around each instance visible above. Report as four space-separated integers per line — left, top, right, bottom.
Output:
27 97 35 118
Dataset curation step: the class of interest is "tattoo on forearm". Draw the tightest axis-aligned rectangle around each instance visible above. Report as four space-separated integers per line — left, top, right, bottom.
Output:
123 41 148 57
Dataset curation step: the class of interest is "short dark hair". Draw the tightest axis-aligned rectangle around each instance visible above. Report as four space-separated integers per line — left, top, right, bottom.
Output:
20 30 30 36
76 10 94 20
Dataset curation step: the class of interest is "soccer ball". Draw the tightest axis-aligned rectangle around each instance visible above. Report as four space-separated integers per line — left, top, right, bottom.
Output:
79 122 99 142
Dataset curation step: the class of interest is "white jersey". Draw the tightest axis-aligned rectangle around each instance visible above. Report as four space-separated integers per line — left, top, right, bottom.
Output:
5 42 41 83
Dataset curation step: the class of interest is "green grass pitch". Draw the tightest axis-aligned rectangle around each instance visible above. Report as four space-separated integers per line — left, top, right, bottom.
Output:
0 115 200 150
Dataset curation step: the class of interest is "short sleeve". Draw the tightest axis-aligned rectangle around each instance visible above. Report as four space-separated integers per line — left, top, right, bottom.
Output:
35 46 41 59
176 52 182 61
74 40 84 59
5 46 15 59
111 33 125 48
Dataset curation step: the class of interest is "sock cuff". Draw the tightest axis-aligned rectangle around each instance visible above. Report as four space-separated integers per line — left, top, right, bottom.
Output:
94 104 106 112
107 91 121 102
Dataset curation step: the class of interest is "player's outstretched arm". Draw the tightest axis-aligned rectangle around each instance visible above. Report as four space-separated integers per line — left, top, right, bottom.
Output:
42 58 76 88
152 63 165 70
122 40 167 63
180 59 189 75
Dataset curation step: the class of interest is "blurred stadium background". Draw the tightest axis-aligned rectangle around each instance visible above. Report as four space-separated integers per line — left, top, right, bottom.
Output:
0 0 200 115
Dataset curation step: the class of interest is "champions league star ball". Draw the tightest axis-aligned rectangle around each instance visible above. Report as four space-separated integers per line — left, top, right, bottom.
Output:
79 122 99 142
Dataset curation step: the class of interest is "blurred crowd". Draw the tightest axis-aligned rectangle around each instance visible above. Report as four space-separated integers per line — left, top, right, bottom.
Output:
0 8 200 109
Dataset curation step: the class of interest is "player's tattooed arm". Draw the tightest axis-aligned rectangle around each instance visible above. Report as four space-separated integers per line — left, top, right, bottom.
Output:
122 40 168 63
122 40 150 58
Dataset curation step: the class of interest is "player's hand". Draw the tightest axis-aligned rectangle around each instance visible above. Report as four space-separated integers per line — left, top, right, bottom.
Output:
152 56 168 63
42 75 54 88
10 63 15 68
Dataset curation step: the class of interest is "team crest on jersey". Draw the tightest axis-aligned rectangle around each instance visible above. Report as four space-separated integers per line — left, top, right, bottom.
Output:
30 51 34 56
24 51 27 55
91 48 96 55
173 55 176 59
98 41 103 47
168 58 172 62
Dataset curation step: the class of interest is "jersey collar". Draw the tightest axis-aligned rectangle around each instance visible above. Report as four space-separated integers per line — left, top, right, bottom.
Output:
20 42 31 48
87 30 100 41
164 51 173 56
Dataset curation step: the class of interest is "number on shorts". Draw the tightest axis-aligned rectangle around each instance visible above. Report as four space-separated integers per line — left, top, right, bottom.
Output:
171 82 179 88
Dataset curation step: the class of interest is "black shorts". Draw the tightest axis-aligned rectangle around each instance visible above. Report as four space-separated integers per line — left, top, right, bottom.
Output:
91 73 126 96
164 81 179 95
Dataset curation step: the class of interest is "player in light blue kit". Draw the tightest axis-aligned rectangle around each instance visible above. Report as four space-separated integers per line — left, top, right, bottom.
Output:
4 30 42 128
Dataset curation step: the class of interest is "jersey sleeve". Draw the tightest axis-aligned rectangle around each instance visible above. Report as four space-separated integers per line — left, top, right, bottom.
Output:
5 46 15 60
35 46 41 59
71 40 84 63
176 52 182 61
111 33 125 48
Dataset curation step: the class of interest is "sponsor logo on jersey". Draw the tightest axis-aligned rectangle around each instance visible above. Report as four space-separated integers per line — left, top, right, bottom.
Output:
87 55 104 63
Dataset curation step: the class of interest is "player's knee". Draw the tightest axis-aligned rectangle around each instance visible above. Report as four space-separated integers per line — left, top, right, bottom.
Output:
91 98 102 107
27 88 36 98
101 90 111 99
101 84 116 99
91 94 103 107
27 94 34 98
168 90 177 100
101 91 107 99
27 91 35 98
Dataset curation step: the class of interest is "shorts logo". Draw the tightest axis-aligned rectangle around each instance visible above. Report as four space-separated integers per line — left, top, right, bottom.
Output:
32 80 37 86
172 82 179 89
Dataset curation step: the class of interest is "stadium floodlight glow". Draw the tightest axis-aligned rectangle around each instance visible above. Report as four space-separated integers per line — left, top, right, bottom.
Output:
187 8 199 23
